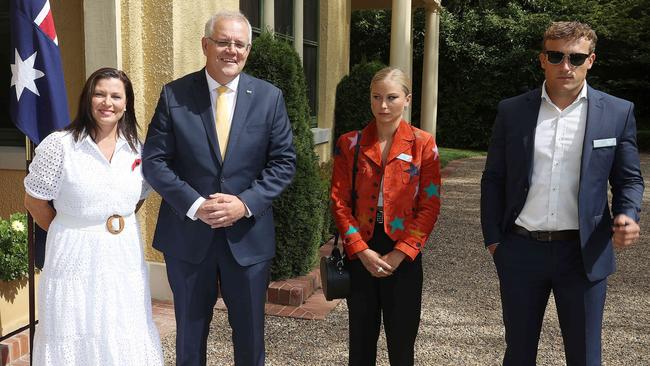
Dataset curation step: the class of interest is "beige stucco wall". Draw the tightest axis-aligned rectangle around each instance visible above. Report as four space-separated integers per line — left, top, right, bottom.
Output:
0 170 25 219
316 0 350 163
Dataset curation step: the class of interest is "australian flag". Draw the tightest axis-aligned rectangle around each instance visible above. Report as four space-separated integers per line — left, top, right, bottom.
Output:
10 0 69 268
10 0 69 145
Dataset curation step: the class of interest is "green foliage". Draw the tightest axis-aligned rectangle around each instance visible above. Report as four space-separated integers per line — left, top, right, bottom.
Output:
0 213 28 282
244 32 328 280
439 147 486 168
333 61 386 143
350 0 650 148
318 159 336 242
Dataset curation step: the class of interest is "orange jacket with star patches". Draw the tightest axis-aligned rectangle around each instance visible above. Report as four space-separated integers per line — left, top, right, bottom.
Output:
331 119 441 261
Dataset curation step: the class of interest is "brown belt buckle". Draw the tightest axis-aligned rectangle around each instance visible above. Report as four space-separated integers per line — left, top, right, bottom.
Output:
106 214 125 235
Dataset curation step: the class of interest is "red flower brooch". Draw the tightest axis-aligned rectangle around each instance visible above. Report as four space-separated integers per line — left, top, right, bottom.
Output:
132 158 142 171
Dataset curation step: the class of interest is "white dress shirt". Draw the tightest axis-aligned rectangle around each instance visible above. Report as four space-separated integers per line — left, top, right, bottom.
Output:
515 81 588 231
186 72 246 220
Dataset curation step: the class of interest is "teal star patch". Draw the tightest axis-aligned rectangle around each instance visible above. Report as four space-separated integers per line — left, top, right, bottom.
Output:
345 225 359 235
389 217 405 233
424 182 440 198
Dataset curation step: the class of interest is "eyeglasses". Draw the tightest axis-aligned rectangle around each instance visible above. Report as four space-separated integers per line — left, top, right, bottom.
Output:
206 37 249 51
544 51 591 67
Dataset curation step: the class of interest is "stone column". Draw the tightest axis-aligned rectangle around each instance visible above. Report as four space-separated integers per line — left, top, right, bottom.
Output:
263 0 275 33
421 0 441 138
389 0 412 121
293 0 304 61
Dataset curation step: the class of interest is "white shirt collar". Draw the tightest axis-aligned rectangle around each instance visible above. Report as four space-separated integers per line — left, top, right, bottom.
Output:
74 130 130 152
205 69 239 94
541 80 588 106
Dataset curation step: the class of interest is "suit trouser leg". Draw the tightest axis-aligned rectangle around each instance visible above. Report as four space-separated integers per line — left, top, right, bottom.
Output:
165 243 220 366
551 243 607 366
216 230 271 366
495 233 554 366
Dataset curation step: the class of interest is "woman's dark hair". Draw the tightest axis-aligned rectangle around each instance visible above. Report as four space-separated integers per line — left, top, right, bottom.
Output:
66 67 139 151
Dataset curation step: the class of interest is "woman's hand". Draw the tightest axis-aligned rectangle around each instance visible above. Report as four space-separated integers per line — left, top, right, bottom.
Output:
381 250 406 271
357 249 394 277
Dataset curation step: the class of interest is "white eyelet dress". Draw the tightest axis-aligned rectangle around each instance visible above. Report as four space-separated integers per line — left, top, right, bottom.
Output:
24 131 163 366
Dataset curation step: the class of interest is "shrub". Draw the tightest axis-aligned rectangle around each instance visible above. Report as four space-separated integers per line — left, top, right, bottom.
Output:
318 159 336 242
244 32 328 280
333 61 386 143
0 213 28 282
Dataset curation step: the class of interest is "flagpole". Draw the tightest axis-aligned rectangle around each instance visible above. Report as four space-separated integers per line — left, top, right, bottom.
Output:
26 136 35 366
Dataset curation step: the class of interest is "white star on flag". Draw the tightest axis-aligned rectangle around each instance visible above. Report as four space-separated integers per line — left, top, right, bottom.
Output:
10 49 45 101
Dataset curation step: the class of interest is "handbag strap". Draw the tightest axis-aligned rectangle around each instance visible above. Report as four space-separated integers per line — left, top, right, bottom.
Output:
333 130 362 257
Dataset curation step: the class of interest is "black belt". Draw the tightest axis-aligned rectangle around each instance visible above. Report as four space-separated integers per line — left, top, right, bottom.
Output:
511 224 579 242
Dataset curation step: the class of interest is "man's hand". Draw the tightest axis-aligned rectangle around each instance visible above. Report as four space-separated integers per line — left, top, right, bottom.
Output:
487 243 499 256
612 214 640 249
195 193 246 228
381 250 406 271
357 249 394 278
208 193 247 228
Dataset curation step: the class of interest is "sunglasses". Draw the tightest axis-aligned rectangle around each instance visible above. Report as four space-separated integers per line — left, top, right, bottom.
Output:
545 51 591 67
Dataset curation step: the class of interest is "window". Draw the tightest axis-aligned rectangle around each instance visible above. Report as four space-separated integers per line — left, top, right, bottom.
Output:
241 0 319 125
0 3 23 147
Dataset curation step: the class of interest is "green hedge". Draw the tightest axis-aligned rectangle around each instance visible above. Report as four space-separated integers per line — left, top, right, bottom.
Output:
0 213 28 282
244 32 328 280
333 61 386 143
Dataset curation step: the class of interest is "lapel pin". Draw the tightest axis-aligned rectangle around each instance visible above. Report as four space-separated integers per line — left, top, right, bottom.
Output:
246 89 252 94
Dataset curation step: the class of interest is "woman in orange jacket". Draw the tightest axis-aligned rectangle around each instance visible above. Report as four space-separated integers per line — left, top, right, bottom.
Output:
331 67 441 365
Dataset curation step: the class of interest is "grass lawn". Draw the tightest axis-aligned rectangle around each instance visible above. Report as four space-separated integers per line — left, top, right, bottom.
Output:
439 147 485 168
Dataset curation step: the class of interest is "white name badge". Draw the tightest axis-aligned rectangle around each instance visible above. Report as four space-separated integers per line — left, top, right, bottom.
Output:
593 138 617 148
397 153 413 162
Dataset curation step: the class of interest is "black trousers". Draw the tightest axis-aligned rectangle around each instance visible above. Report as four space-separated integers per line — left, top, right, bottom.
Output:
346 223 423 366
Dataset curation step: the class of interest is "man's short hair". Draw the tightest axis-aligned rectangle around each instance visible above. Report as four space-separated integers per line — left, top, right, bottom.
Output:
204 11 253 45
542 21 597 54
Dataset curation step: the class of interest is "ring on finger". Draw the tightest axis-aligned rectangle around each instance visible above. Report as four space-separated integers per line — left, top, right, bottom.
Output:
377 267 384 273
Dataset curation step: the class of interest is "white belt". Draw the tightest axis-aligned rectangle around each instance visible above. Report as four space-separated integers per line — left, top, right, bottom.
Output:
54 212 136 235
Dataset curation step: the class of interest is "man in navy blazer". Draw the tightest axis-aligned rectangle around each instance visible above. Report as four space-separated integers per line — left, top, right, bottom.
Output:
481 21 643 365
142 11 296 366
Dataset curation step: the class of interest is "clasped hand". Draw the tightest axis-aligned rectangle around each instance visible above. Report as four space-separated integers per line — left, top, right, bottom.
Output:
196 193 246 228
357 248 406 278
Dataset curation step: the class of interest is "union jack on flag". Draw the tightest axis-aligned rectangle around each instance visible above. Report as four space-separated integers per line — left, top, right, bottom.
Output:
10 0 69 145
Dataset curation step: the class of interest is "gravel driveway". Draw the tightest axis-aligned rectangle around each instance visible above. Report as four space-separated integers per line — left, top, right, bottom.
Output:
162 155 650 365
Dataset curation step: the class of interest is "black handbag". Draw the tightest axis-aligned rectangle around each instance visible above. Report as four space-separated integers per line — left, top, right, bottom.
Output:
321 131 361 301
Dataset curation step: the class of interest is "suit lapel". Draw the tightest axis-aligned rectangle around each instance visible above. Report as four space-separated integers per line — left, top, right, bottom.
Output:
580 86 604 181
193 69 223 165
223 73 253 167
523 89 543 183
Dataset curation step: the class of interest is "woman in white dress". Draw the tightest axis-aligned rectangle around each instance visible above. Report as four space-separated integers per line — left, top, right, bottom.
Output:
24 67 163 365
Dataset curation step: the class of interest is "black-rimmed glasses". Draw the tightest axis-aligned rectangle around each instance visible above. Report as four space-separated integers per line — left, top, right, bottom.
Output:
545 51 591 67
206 37 249 51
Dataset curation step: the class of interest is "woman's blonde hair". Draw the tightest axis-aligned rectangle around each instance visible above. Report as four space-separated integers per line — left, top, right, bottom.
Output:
370 67 412 96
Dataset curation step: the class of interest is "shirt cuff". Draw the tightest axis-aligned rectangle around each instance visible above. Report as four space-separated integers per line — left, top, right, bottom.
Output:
186 197 206 220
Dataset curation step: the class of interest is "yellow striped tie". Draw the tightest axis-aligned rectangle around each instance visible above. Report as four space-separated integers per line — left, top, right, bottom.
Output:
215 85 230 158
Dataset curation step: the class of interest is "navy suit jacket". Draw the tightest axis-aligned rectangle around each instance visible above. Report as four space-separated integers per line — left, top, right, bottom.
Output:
481 86 644 281
142 70 296 266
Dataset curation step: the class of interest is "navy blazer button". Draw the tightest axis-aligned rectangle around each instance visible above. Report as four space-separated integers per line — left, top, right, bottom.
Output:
220 178 225 183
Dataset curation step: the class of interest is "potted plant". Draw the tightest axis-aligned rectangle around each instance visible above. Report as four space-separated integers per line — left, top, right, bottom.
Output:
0 212 37 337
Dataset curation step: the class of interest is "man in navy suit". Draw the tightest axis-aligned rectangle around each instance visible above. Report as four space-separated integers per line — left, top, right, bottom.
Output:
142 11 296 366
481 21 643 365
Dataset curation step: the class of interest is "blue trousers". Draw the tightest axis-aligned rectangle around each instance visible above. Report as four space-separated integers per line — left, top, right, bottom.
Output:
165 230 271 366
494 232 607 366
